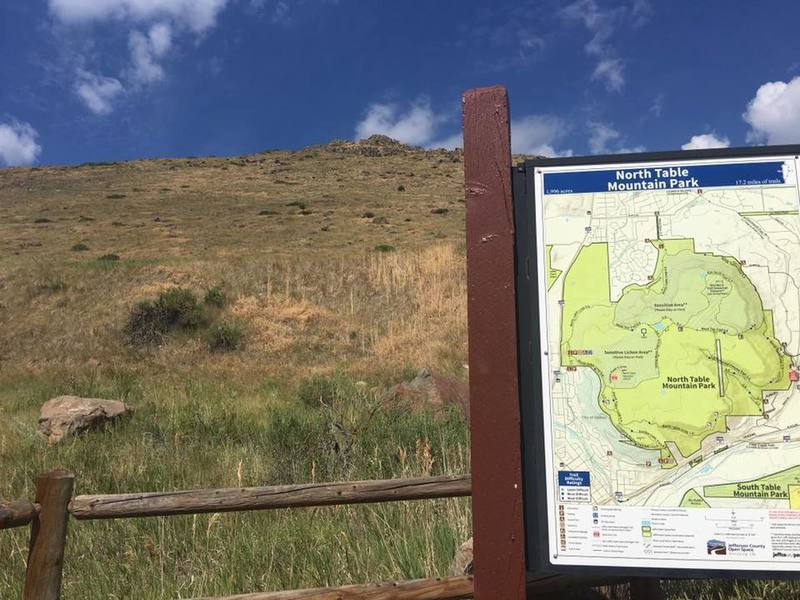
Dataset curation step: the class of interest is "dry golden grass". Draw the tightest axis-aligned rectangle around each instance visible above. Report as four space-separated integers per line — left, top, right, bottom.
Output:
0 137 468 382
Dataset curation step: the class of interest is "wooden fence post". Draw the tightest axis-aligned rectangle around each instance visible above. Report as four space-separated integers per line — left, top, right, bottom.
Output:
23 469 75 600
463 85 527 600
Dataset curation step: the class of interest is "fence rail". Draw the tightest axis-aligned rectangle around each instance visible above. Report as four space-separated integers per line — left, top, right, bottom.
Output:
2 470 476 600
69 474 471 520
189 576 474 600
0 499 39 529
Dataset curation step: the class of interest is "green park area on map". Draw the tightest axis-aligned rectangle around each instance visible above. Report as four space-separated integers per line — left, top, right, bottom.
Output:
703 465 800 502
560 238 792 460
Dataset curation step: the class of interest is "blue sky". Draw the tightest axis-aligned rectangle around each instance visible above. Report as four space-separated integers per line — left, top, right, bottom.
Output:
1 0 800 167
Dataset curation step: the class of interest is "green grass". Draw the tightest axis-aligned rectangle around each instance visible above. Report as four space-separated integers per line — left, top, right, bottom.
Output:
0 369 470 599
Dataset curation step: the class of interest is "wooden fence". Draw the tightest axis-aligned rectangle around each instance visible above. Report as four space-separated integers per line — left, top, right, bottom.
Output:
1 470 474 600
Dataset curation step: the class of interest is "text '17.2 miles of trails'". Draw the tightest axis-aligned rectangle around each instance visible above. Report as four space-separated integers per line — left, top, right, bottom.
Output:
534 154 800 571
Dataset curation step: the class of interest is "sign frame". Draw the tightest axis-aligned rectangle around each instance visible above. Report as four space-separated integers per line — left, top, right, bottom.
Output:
516 145 800 580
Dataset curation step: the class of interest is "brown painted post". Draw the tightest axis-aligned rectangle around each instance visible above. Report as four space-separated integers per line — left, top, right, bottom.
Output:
23 469 75 600
463 85 526 600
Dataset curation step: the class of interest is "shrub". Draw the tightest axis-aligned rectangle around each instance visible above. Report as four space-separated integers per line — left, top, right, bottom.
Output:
71 243 90 251
374 244 395 253
125 287 206 345
397 185 405 192
430 207 449 214
203 284 227 308
156 288 205 329
125 301 165 345
286 201 306 209
361 211 375 219
37 279 67 294
98 253 120 262
34 217 52 223
206 321 244 352
106 193 126 199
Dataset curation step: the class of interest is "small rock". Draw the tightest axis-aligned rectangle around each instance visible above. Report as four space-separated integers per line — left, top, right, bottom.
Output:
450 537 473 576
384 368 469 418
38 396 132 443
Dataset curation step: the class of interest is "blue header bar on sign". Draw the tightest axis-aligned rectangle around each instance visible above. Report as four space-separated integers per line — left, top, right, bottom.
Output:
558 471 590 487
543 161 786 195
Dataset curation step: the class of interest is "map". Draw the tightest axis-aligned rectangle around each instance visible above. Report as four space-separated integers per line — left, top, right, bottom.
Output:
534 154 800 570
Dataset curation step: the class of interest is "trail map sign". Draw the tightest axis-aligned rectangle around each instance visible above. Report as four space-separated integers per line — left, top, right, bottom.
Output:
516 147 800 577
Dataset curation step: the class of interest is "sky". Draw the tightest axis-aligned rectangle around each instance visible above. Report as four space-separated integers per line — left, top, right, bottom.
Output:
2 0 800 167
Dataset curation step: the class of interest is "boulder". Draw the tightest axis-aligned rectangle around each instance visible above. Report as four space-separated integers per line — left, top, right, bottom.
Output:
38 396 131 443
384 368 469 418
449 537 473 576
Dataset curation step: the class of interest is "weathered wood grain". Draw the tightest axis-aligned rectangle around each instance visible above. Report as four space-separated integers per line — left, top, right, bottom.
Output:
189 576 473 600
463 86 526 600
23 469 74 600
70 475 471 520
0 500 39 530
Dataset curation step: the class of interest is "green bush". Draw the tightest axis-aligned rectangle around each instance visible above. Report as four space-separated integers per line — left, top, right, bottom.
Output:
203 285 227 308
125 287 206 345
206 321 244 352
71 243 90 252
98 253 120 262
374 244 395 253
35 279 67 294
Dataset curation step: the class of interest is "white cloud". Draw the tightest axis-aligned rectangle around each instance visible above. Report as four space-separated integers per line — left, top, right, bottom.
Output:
592 58 624 92
650 93 664 117
681 133 730 150
588 121 619 154
511 115 572 157
562 0 631 91
0 121 42 167
588 121 643 154
743 76 800 144
355 99 444 147
74 70 125 115
128 22 172 84
427 133 462 151
48 0 229 33
249 0 291 23
356 99 571 157
50 1 229 113
631 0 653 27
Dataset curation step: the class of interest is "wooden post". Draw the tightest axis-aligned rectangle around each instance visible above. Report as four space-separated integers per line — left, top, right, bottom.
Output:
463 85 526 600
23 469 75 600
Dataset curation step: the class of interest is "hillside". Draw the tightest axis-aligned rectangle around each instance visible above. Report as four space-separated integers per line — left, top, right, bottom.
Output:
0 135 467 380
0 136 477 599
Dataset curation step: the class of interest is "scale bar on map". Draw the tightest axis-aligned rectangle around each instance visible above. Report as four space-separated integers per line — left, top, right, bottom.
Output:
715 338 725 397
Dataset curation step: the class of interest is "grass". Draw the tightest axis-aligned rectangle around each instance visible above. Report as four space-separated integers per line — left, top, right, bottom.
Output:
0 370 470 599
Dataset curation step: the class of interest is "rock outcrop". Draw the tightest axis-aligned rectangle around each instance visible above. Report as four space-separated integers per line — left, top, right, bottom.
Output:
449 537 473 576
38 396 131 443
384 368 469 418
